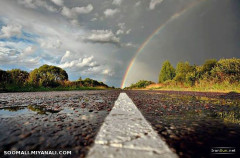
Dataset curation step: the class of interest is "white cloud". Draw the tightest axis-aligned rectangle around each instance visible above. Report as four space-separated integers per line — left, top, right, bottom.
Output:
149 0 163 10
60 50 71 63
118 23 126 30
51 0 64 6
21 46 36 56
116 29 124 35
61 7 72 18
90 17 97 22
124 42 137 48
104 8 119 17
0 24 22 38
39 38 62 49
112 0 122 6
60 56 97 69
60 51 97 68
18 0 36 9
86 66 114 76
0 47 18 58
59 50 114 76
35 1 57 12
116 23 125 35
126 29 131 34
0 1 121 85
61 4 93 18
70 19 80 26
102 69 113 76
18 0 58 12
0 45 40 68
83 30 120 45
135 1 141 7
60 51 97 73
73 4 93 14
116 23 131 35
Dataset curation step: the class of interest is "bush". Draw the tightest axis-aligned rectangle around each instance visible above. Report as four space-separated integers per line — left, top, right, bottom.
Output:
0 65 110 92
202 59 217 74
211 58 240 82
129 80 155 88
82 78 108 87
28 64 68 87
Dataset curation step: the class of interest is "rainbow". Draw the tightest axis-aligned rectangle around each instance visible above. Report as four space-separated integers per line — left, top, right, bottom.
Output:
121 0 206 89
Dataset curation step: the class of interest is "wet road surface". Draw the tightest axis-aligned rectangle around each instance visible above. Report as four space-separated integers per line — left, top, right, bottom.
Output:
0 90 121 158
1 90 240 158
126 90 240 158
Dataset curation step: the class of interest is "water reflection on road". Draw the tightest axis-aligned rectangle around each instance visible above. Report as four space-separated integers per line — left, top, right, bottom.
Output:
127 90 240 158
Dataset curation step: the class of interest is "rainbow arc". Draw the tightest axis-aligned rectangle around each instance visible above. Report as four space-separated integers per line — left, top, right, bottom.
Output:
121 0 206 89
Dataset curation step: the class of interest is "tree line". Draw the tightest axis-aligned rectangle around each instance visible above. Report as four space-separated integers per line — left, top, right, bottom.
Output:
127 80 155 89
126 58 240 90
0 64 109 92
159 58 240 87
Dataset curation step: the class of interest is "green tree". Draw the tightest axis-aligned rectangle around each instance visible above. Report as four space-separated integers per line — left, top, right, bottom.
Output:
159 60 176 83
0 69 10 90
7 69 29 86
83 78 93 87
28 64 68 87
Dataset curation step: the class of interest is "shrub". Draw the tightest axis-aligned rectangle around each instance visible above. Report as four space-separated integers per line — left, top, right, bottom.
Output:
130 80 155 88
211 58 240 82
201 59 217 74
82 78 108 87
28 64 68 87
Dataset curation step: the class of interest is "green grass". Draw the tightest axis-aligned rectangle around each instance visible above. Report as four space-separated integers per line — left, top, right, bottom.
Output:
148 84 240 93
0 85 109 93
144 80 240 93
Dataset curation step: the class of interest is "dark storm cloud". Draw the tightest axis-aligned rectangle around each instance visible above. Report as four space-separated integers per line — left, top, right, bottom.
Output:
125 0 240 87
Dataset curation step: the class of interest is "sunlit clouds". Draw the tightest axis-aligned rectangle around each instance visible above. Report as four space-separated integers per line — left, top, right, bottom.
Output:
0 0 239 87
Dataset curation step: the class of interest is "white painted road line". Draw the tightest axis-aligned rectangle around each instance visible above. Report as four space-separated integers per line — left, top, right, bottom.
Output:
87 93 178 158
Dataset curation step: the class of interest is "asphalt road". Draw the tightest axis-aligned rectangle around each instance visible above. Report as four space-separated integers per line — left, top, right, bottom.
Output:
0 90 121 158
126 90 240 158
1 90 240 158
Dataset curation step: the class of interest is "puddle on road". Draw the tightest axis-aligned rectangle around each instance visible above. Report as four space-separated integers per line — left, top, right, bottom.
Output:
0 105 59 117
0 107 35 117
0 105 108 120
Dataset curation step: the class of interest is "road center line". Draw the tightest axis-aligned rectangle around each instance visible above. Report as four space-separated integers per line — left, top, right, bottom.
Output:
87 93 178 158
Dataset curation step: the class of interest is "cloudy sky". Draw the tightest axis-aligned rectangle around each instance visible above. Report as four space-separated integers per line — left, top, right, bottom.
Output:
0 0 240 88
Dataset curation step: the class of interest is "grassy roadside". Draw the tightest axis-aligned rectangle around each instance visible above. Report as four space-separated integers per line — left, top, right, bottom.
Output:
149 87 240 93
0 86 111 93
125 58 240 94
129 83 240 93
